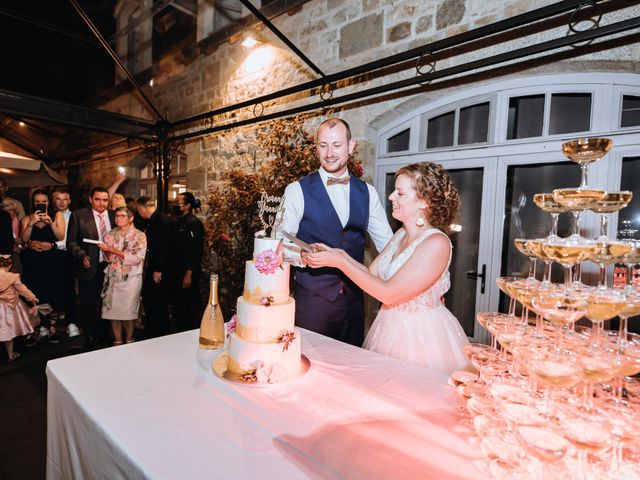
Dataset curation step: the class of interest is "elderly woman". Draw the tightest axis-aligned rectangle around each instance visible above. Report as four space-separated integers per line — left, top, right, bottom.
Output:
98 206 146 345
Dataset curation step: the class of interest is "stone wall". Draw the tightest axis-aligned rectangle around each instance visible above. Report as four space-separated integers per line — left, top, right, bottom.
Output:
81 0 639 199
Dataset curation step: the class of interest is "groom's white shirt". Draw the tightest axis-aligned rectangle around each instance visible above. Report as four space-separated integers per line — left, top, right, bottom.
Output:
280 168 393 267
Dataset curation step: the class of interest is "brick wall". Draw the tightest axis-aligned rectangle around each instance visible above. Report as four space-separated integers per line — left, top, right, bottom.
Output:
79 0 639 199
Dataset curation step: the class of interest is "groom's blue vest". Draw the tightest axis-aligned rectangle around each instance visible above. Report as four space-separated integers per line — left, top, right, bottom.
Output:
294 171 369 301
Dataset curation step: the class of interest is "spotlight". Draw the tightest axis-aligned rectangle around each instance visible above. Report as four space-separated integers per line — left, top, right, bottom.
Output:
241 35 261 49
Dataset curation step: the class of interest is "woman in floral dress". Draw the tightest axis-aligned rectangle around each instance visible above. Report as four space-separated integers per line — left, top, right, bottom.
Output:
98 207 146 345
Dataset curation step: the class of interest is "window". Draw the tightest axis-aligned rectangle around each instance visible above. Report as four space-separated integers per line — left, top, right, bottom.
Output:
213 0 243 31
507 95 544 139
126 8 141 73
618 156 640 240
426 111 455 149
621 95 640 128
426 101 490 149
386 128 410 153
137 153 188 201
549 93 591 134
458 102 490 145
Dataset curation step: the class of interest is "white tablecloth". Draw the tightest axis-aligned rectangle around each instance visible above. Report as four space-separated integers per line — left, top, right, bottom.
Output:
46 329 486 480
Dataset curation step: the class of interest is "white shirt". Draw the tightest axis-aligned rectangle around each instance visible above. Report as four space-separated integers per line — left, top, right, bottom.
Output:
92 209 112 262
56 209 71 250
279 168 393 267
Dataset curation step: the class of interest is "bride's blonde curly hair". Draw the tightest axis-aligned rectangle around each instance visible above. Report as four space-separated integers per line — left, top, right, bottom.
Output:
395 162 461 236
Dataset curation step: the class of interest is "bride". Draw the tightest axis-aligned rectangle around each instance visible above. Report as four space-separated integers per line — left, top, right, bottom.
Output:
307 162 471 376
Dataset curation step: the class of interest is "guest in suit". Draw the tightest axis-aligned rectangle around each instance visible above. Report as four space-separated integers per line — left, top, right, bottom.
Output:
66 187 115 347
136 196 172 338
280 118 393 346
0 210 13 255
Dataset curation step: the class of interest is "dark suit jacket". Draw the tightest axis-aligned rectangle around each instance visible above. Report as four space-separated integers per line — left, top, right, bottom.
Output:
145 209 173 274
66 207 116 280
0 210 13 255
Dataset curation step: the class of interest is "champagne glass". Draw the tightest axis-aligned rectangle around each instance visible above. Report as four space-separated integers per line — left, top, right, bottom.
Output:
562 137 612 189
617 292 640 346
553 188 606 240
558 407 613 479
515 238 538 282
620 240 640 292
589 191 633 240
587 241 632 290
532 292 587 351
533 193 567 239
477 311 510 350
496 276 522 318
525 238 555 286
514 425 571 479
525 350 583 418
584 289 626 347
541 239 596 287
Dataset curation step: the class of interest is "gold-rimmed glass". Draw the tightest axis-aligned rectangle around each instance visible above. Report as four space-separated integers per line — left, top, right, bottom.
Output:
533 193 567 239
541 239 596 287
562 137 613 189
620 240 640 293
587 241 632 290
584 290 626 347
532 292 587 350
514 238 538 282
553 188 606 240
589 191 633 240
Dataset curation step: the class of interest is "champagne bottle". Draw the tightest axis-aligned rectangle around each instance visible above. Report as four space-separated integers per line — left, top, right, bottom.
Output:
199 274 225 349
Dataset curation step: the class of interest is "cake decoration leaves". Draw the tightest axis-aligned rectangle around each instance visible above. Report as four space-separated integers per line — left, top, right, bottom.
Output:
260 295 275 307
277 330 296 352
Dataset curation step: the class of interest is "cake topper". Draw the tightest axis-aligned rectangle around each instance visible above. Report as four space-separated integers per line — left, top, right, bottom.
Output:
257 191 286 238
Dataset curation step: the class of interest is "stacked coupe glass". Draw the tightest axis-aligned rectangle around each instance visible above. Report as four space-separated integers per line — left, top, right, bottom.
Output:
453 138 640 479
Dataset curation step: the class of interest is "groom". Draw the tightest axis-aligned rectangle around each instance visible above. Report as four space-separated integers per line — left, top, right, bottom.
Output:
280 118 392 346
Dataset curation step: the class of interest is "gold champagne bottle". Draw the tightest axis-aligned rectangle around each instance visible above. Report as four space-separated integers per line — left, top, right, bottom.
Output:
199 274 225 349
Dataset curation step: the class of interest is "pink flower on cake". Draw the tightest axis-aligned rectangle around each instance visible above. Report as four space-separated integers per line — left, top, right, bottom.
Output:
255 249 281 275
225 314 237 337
255 362 271 383
277 330 296 352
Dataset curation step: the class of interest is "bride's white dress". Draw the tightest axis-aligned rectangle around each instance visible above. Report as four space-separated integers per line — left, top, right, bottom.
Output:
363 228 472 376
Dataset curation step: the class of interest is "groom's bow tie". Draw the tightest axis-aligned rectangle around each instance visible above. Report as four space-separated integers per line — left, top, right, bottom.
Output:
326 176 349 186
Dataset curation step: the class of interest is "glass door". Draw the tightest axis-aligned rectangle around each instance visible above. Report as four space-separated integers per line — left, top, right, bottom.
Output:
377 158 498 343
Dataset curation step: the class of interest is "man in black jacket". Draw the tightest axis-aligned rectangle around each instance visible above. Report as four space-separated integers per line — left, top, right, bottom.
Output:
136 196 173 338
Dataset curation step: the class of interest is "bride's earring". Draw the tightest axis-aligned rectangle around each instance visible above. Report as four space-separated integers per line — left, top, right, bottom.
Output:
416 210 425 227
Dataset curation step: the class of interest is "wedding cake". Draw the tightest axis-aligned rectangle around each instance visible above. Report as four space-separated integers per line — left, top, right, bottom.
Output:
226 236 302 383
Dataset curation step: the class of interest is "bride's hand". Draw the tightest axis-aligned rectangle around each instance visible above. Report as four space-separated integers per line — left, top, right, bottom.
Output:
306 244 344 269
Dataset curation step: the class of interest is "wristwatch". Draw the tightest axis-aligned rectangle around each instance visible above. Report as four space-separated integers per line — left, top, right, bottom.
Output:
51 242 57 250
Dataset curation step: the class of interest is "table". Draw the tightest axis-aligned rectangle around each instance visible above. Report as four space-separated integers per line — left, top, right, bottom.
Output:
46 330 486 479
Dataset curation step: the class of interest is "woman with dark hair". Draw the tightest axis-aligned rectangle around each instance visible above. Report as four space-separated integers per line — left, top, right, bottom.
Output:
307 163 471 376
98 207 146 345
169 192 204 332
20 189 66 342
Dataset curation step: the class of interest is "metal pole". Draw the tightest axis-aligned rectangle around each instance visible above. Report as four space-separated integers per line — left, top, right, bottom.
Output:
67 0 165 122
171 0 604 129
237 0 324 77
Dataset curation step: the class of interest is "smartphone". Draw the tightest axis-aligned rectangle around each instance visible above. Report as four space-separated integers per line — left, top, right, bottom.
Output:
35 204 47 214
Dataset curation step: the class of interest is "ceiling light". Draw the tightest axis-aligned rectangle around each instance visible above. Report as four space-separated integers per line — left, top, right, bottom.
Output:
18 122 25 127
241 35 261 49
149 78 154 87
0 168 14 174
